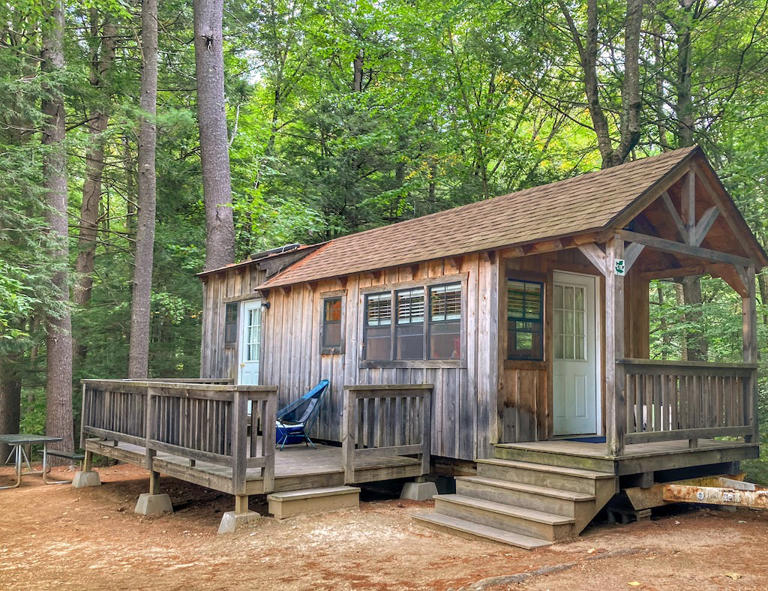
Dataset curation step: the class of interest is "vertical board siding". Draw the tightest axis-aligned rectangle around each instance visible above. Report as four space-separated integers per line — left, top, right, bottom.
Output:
200 255 495 461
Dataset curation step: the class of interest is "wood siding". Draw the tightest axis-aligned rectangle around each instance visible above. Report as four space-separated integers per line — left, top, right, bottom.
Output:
499 249 650 443
200 265 267 380
200 253 498 462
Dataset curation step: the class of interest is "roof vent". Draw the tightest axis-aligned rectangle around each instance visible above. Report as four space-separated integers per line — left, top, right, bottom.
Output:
249 243 301 261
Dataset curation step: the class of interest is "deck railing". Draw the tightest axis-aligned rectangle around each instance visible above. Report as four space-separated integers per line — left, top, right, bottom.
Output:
81 379 277 494
341 384 432 483
618 359 757 448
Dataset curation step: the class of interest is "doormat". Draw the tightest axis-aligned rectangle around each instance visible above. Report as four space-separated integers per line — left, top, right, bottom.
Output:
566 436 606 443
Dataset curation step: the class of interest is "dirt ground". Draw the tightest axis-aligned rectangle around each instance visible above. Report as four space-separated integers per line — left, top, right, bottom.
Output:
1 463 768 590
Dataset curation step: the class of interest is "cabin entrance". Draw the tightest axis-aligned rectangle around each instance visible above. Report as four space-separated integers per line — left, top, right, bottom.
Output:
553 271 600 436
238 299 262 385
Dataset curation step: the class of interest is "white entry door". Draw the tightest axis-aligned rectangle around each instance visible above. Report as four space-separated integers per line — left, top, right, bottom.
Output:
553 271 599 435
238 300 262 385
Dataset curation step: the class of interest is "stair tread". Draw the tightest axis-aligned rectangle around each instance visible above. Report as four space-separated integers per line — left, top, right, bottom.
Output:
457 476 595 501
435 494 575 525
479 458 615 479
413 512 552 549
267 486 360 501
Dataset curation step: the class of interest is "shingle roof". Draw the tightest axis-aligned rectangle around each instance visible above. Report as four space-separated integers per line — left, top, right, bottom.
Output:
261 147 700 288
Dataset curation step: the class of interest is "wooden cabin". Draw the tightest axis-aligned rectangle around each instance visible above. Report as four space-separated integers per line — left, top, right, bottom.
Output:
81 146 765 546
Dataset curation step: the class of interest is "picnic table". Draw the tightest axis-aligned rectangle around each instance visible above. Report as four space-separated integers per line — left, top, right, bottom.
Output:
0 434 66 489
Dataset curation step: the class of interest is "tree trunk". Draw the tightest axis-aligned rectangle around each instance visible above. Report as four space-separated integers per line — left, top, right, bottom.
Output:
73 13 116 310
194 0 235 271
559 0 644 168
128 0 158 379
0 358 21 460
682 276 707 360
353 49 364 92
42 0 74 455
676 9 695 147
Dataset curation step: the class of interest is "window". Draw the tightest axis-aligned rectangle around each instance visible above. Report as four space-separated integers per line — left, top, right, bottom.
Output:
365 292 392 360
507 279 543 360
429 284 461 359
321 297 343 353
396 288 424 359
224 302 238 347
554 283 585 360
364 282 462 361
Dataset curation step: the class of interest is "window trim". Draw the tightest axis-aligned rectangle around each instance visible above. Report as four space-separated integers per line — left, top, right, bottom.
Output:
320 290 345 355
506 276 545 362
359 274 467 368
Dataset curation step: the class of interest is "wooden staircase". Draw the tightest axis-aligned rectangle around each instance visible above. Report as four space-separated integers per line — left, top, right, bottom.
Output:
413 450 618 549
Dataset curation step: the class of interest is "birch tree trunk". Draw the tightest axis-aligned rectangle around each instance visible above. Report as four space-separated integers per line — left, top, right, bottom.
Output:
128 0 158 378
42 0 74 454
194 0 235 271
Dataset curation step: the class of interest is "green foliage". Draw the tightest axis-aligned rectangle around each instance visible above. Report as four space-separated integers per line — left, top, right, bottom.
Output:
6 0 768 458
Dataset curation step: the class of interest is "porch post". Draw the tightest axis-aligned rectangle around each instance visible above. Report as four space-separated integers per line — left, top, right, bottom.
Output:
742 265 758 443
605 235 626 456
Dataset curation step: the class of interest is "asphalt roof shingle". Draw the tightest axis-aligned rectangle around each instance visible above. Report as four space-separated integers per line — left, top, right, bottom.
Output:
262 147 698 288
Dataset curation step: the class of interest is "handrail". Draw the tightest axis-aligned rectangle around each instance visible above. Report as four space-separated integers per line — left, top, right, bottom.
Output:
81 379 277 494
341 384 432 483
618 359 756 448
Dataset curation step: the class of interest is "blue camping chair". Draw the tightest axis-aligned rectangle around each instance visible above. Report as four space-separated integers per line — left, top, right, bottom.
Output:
275 380 330 450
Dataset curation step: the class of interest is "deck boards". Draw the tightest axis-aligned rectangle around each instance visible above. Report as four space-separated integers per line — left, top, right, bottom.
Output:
86 437 420 496
495 439 759 475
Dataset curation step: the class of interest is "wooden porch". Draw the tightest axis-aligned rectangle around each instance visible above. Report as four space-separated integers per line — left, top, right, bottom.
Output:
80 380 432 505
495 439 759 476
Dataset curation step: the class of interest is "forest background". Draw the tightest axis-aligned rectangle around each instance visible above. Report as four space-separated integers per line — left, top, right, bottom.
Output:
2 0 768 476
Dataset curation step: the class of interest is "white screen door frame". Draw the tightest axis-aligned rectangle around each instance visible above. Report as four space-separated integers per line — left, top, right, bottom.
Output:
552 271 601 436
238 299 262 385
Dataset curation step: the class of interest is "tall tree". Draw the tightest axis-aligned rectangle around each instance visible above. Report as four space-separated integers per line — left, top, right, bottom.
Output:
194 0 235 270
558 0 645 168
41 0 74 453
128 0 158 378
73 10 117 362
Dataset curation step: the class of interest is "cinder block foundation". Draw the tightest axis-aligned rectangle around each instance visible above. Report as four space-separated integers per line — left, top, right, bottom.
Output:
134 493 173 516
218 510 261 534
401 480 438 501
71 470 101 488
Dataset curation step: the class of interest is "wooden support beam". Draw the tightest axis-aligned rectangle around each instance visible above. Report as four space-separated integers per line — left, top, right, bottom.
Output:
692 206 719 247
578 243 608 275
624 243 645 272
234 494 249 515
605 235 626 457
149 470 160 495
616 229 753 267
499 246 525 259
718 265 749 298
742 265 758 443
682 170 696 239
661 191 689 244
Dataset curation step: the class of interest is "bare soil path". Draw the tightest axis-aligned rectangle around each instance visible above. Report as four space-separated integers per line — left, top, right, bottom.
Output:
1 464 767 590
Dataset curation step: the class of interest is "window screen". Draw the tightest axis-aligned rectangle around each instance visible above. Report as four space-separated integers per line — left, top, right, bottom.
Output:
396 288 425 360
224 302 238 347
364 283 462 361
429 283 461 359
322 297 343 351
364 292 392 360
507 279 543 360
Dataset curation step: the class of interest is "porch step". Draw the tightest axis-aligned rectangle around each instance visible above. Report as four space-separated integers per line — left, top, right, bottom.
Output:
477 458 616 494
493 444 617 473
433 494 574 541
412 512 552 550
456 476 594 517
267 486 360 520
